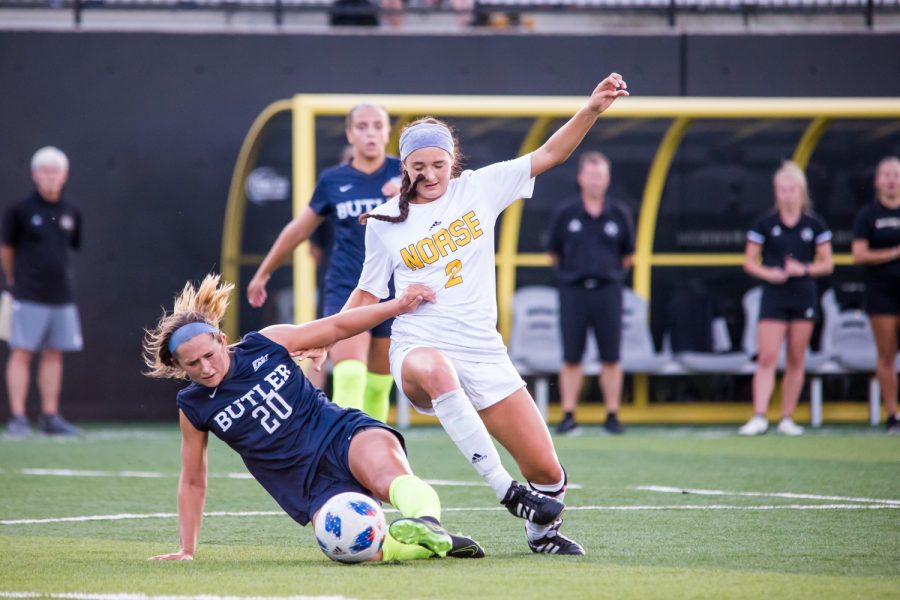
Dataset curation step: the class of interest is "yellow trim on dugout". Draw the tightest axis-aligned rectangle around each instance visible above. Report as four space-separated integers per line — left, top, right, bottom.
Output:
219 96 898 424
497 116 555 344
793 117 831 168
221 99 292 340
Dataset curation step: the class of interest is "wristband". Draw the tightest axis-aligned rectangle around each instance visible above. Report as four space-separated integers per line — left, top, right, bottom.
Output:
803 263 810 276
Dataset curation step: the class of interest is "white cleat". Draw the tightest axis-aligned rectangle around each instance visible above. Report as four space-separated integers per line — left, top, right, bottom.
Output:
777 417 805 436
738 415 769 436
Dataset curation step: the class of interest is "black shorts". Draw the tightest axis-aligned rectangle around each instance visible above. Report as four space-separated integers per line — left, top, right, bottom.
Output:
865 278 900 316
306 413 406 525
559 281 622 364
759 286 818 322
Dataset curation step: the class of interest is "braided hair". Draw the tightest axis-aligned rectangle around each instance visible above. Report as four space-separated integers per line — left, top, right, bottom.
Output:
359 117 461 225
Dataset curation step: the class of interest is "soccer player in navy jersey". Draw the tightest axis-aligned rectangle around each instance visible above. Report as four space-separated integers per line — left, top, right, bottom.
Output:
143 274 483 562
739 162 834 437
248 105 400 423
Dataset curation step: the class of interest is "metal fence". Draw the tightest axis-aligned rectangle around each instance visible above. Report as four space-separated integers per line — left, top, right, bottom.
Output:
1 0 898 27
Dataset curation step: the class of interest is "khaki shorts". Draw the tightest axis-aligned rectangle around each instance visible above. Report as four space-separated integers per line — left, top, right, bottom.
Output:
389 343 526 416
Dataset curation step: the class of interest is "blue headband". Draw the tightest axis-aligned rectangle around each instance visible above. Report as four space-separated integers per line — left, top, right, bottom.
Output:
168 322 219 355
399 123 454 162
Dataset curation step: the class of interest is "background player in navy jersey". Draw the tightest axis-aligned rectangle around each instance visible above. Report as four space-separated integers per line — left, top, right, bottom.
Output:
852 156 900 434
739 162 834 436
247 104 401 422
143 274 483 562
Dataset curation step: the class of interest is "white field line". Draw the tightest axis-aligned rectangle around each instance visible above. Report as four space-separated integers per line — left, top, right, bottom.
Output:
21 469 163 478
0 593 352 600
11 469 584 489
4 502 898 525
637 485 900 506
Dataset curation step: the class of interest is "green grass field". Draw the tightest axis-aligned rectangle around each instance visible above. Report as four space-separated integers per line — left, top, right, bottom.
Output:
1 424 898 599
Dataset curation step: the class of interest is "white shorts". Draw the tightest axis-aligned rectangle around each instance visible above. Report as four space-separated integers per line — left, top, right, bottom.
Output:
389 343 526 416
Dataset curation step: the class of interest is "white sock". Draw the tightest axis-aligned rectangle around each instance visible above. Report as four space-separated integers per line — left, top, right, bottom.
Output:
432 389 513 500
525 474 567 541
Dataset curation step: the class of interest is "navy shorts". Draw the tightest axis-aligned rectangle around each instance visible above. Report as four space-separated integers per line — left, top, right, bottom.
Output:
759 286 818 321
307 412 406 524
865 278 900 316
559 281 622 364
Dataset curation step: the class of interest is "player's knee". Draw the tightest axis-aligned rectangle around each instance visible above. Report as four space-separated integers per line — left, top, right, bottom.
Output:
757 351 778 369
521 460 564 486
404 349 458 395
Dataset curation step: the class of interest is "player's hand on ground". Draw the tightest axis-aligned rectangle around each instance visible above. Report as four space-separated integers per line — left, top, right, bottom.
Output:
588 72 629 115
148 550 194 561
247 273 269 308
396 284 435 314
292 345 329 372
784 257 806 277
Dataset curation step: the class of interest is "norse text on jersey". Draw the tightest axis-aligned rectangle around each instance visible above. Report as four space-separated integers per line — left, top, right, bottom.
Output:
400 210 483 270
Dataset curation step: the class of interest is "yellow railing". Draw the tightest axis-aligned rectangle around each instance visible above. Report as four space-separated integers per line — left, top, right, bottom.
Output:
220 95 900 421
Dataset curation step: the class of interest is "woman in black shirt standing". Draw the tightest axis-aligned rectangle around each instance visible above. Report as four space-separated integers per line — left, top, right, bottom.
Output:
852 156 900 434
739 162 834 436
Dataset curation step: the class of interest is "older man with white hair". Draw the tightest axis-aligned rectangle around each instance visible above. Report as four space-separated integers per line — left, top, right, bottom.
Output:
2 146 83 438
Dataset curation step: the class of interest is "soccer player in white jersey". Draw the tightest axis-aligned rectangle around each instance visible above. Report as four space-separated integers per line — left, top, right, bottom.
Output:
318 73 628 555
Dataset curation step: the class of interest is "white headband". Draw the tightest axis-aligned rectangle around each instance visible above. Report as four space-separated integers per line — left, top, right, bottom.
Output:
399 123 454 161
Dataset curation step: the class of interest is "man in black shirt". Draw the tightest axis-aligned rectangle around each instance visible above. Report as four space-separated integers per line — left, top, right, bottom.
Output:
546 152 634 434
2 146 83 438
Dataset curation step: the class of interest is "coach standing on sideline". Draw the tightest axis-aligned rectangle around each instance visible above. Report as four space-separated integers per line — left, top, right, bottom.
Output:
2 146 83 438
545 151 634 435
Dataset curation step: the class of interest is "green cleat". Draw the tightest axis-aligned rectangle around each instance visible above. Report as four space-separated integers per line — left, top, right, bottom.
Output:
388 517 453 558
421 517 485 558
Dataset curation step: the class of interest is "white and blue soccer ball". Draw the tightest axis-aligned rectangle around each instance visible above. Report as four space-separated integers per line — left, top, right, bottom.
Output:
314 491 386 563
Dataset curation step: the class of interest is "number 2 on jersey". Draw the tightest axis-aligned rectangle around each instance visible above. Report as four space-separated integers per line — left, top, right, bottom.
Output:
445 259 463 288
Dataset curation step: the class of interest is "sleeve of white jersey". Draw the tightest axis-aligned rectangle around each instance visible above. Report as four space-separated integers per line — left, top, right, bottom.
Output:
468 154 536 212
356 223 393 300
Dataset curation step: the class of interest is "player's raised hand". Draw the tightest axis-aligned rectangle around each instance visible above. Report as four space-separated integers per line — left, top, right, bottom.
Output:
396 283 436 314
149 550 194 561
587 72 629 115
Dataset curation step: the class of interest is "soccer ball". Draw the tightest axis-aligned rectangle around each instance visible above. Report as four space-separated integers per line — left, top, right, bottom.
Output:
314 491 386 563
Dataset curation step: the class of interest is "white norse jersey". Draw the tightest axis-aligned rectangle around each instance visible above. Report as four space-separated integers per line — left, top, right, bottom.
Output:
358 154 535 362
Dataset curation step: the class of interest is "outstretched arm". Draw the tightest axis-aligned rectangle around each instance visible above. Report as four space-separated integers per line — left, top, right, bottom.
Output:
261 284 434 354
247 207 325 308
149 411 208 561
530 73 629 179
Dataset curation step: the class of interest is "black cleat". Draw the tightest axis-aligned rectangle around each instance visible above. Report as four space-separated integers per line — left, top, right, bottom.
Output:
555 414 581 436
603 413 624 435
421 517 485 558
501 481 565 526
527 521 585 556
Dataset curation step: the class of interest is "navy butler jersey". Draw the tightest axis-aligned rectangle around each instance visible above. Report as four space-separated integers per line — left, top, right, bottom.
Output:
309 157 401 306
176 332 353 525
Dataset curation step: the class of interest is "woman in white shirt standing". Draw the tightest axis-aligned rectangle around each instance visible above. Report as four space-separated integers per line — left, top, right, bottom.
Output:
335 73 628 555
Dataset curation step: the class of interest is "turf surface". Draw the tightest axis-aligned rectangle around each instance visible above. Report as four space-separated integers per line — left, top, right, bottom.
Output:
1 424 898 599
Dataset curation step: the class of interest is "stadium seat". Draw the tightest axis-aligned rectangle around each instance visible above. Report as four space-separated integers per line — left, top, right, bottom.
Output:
508 285 564 375
620 288 683 374
674 303 754 375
